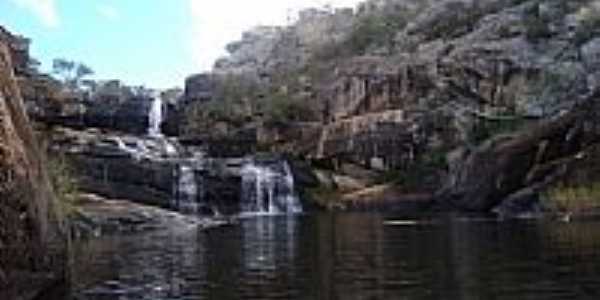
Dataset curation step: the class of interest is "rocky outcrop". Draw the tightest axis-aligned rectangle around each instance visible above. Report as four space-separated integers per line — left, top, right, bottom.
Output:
0 31 68 299
192 0 600 213
214 7 354 79
436 90 600 214
184 73 214 104
48 128 250 215
0 26 31 76
31 95 156 135
49 129 179 207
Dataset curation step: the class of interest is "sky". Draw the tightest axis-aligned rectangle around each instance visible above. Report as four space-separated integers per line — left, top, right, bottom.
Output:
0 0 362 89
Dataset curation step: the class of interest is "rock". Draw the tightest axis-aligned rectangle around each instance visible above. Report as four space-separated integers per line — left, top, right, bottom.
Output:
582 38 600 71
288 159 319 188
69 193 221 237
50 130 178 207
184 73 214 104
435 91 600 214
313 169 337 189
1 29 68 299
213 8 354 78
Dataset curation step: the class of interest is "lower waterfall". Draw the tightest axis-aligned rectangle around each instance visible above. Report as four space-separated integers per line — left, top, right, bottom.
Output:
175 163 200 214
241 159 303 215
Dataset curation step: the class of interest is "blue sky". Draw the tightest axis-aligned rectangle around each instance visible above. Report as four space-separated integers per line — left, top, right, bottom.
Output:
0 0 361 89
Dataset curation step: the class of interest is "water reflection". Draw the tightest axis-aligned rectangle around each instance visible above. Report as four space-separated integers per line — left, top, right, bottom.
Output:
72 214 600 300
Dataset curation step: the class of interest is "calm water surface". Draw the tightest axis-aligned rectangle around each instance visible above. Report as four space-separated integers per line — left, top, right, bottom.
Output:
72 213 600 299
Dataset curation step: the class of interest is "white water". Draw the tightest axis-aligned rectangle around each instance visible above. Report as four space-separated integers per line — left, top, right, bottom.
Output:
241 160 303 215
148 94 163 136
175 164 200 214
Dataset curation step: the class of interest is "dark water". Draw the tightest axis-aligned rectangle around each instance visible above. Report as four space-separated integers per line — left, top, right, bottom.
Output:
72 213 600 300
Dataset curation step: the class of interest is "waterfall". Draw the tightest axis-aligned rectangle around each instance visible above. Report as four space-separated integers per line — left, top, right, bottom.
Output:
175 163 200 214
241 159 303 215
148 94 163 136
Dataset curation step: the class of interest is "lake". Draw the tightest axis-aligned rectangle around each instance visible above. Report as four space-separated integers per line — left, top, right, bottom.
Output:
71 213 600 300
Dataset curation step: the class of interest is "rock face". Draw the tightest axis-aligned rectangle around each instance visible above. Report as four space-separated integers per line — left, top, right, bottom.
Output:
0 30 67 299
50 129 179 207
49 128 247 215
184 73 214 104
23 76 160 135
436 90 600 214
213 7 354 78
34 95 155 135
177 0 600 213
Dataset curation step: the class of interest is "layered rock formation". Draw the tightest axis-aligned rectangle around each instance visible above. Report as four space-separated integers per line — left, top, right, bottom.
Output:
177 0 600 213
0 28 68 299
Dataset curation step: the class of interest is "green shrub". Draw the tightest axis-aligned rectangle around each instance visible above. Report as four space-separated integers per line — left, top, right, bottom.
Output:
258 93 318 126
47 154 79 216
376 150 448 190
343 12 408 55
573 12 600 46
523 3 554 41
470 117 525 144
546 182 600 212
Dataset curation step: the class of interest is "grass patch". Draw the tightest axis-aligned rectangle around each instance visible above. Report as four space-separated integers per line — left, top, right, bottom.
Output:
545 182 600 212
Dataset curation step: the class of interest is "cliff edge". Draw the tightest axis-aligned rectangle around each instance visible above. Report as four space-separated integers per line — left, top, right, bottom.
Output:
0 29 68 300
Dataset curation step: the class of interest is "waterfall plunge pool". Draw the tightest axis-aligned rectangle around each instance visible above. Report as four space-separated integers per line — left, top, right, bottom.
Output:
70 213 600 300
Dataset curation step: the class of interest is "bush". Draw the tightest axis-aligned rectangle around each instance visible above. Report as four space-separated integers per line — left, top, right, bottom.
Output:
258 93 318 126
376 150 448 190
573 11 600 46
523 3 554 41
344 12 408 55
47 154 79 216
546 182 600 212
470 117 525 144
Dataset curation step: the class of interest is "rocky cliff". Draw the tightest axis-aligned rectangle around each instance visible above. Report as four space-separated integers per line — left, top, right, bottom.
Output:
0 30 68 299
177 0 600 213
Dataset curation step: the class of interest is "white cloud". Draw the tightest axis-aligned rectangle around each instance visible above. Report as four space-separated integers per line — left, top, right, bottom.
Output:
188 0 362 71
11 0 59 28
97 4 120 21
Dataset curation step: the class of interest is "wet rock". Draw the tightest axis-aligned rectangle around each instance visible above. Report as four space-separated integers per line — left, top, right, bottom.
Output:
70 194 217 238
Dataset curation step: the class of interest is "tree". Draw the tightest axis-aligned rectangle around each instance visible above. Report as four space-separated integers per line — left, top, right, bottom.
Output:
52 58 94 90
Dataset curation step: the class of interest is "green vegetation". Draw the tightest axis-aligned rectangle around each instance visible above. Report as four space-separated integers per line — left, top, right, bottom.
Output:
47 154 80 216
377 150 448 190
258 93 318 126
343 12 408 55
182 75 258 135
470 117 526 144
523 2 553 41
183 72 319 138
52 58 94 89
546 182 600 212
573 5 600 46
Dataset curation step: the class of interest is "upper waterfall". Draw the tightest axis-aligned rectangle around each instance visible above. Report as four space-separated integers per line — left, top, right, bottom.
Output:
148 93 163 136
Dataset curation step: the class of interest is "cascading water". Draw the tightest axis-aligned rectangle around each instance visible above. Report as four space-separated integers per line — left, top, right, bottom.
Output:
241 159 303 215
175 163 200 214
148 93 163 136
